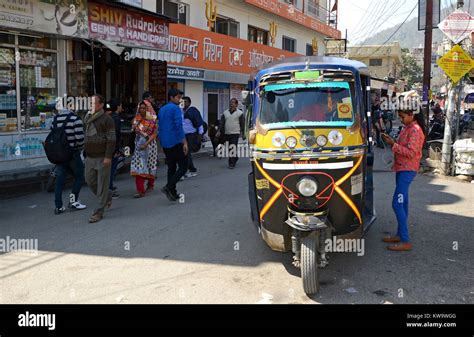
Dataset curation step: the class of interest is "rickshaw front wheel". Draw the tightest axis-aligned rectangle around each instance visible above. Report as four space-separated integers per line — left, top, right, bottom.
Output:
301 235 320 295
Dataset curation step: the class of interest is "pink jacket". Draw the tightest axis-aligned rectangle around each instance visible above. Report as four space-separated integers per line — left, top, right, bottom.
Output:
392 121 425 172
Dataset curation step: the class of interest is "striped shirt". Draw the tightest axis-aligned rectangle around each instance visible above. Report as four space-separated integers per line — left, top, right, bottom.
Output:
52 110 85 150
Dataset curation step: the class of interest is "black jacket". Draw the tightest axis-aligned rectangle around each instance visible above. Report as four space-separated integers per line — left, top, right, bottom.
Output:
110 112 122 153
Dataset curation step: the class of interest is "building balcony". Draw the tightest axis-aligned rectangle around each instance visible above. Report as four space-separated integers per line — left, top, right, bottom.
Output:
277 0 337 28
244 0 340 39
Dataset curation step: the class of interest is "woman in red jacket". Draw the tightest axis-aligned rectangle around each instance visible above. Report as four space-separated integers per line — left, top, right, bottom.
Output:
381 107 426 251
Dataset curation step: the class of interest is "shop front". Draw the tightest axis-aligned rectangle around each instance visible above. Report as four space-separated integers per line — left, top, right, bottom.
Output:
0 0 184 179
0 0 88 176
166 23 300 131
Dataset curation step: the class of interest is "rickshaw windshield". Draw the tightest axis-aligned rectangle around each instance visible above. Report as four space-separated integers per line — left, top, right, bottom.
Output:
259 82 356 127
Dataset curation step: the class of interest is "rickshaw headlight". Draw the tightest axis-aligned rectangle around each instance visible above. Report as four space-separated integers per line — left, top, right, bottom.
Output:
316 135 328 147
272 132 286 148
328 130 343 145
285 136 297 148
297 177 318 197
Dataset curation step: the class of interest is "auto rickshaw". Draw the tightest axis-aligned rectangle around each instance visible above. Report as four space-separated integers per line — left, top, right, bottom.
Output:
243 56 376 295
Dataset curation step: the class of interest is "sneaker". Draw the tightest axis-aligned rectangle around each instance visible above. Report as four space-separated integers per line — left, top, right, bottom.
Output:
161 186 177 201
69 201 87 210
54 206 66 215
184 172 198 178
112 190 120 199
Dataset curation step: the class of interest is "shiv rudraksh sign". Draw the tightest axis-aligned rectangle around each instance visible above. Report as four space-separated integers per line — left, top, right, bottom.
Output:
88 2 169 50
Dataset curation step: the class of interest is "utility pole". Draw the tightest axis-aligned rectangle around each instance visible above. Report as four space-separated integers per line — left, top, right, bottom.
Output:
440 0 465 175
422 0 433 127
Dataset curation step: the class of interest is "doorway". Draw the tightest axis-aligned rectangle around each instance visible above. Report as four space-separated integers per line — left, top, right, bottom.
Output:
207 93 219 127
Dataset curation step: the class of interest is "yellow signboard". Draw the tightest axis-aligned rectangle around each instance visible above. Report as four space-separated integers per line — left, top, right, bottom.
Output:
437 45 474 84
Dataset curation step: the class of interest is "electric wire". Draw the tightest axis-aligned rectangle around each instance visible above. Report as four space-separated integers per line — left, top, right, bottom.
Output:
363 3 418 59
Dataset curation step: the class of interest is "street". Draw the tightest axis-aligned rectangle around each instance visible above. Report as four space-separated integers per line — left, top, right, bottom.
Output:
1 149 473 304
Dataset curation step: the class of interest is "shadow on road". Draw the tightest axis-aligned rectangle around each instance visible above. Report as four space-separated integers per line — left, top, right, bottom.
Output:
1 154 472 303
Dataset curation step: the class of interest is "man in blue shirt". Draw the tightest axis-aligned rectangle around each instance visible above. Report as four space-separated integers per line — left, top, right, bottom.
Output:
159 88 189 201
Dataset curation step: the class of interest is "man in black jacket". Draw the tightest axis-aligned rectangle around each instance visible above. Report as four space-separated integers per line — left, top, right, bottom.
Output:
106 98 122 199
182 96 204 178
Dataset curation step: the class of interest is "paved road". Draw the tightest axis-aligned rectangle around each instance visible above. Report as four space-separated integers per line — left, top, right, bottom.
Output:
1 149 473 304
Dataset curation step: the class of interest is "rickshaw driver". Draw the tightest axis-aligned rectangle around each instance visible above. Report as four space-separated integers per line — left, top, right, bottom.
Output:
291 92 332 122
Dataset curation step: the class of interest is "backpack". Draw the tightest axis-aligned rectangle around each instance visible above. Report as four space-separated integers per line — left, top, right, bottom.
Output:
44 114 74 164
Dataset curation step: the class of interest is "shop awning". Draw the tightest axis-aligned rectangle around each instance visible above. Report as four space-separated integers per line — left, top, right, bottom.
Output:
97 39 125 56
128 48 186 63
94 40 187 63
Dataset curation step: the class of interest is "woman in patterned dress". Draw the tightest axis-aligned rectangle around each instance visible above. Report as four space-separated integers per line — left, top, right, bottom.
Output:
130 102 158 198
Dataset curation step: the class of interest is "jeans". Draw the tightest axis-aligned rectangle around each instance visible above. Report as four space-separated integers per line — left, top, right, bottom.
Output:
163 143 188 193
109 156 119 190
225 134 240 167
54 151 84 208
392 171 417 242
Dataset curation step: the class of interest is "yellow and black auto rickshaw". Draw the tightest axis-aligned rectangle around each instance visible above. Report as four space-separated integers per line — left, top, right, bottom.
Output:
243 57 376 295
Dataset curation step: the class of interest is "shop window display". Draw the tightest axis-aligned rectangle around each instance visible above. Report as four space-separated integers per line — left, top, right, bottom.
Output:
19 49 58 131
0 47 17 132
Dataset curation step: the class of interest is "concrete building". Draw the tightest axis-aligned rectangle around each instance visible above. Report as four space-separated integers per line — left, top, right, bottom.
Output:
347 42 402 80
147 0 341 127
0 0 340 179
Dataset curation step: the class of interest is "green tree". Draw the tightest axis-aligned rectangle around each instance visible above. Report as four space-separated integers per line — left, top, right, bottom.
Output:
400 48 423 89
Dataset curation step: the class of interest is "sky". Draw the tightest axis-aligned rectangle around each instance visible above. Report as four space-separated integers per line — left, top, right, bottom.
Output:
336 0 464 44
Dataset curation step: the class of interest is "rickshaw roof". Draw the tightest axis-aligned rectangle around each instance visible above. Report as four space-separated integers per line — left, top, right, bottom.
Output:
251 56 369 81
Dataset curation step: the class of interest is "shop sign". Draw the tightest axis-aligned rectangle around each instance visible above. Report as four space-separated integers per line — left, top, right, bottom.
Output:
169 24 299 75
244 0 341 39
437 44 474 84
438 9 474 44
0 0 88 38
88 1 169 50
167 66 204 79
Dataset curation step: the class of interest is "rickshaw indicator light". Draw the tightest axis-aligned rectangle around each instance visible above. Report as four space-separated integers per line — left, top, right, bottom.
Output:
286 136 297 148
328 130 343 145
297 177 318 197
316 135 328 147
272 132 286 148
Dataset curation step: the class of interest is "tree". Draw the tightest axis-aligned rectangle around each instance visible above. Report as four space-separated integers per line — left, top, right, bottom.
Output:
400 48 423 90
